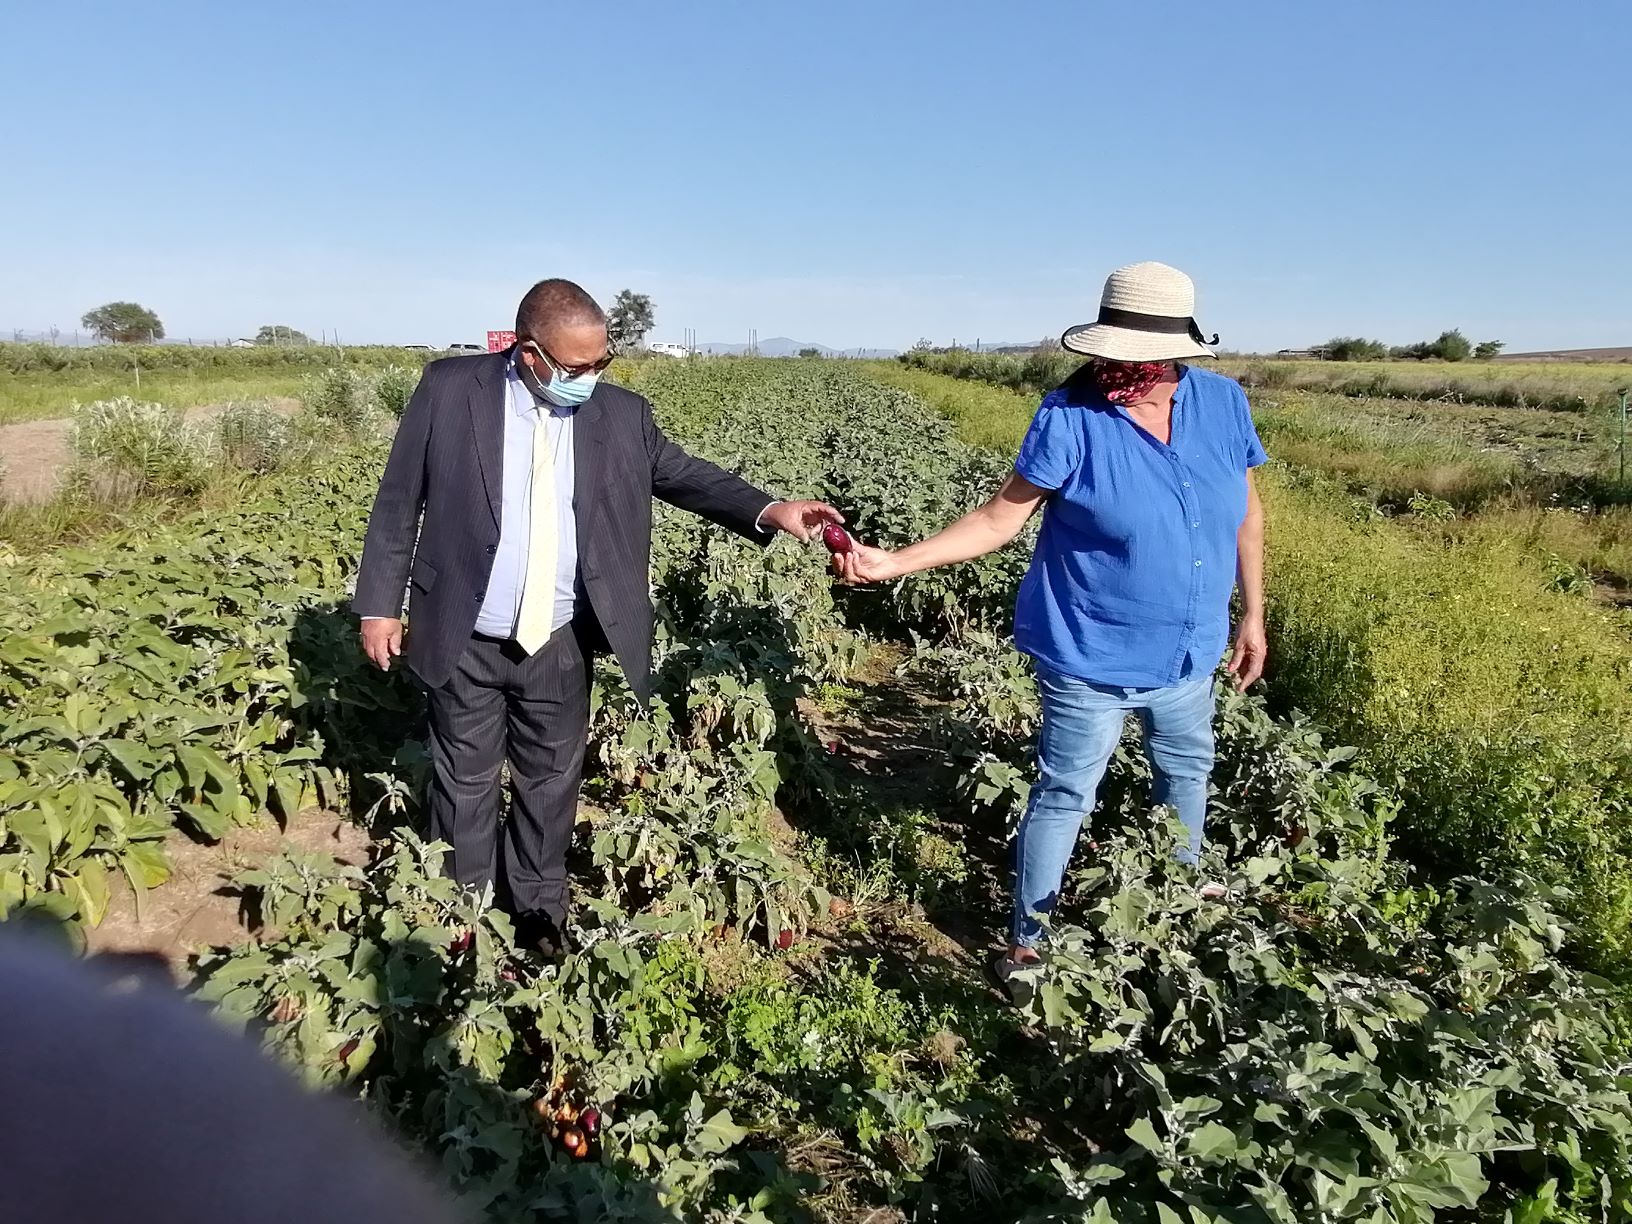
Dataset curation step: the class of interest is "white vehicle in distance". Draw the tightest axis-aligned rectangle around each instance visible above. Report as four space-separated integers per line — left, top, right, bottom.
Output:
647 342 692 359
445 343 485 353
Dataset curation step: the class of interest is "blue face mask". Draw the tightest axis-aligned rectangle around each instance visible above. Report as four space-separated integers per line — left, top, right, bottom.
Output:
522 344 602 408
539 368 599 407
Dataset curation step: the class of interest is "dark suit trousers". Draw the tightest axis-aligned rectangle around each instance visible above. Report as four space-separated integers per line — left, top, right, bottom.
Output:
424 622 592 925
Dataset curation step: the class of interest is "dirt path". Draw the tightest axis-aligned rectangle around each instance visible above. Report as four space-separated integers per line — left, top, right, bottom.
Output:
0 397 301 505
86 808 372 978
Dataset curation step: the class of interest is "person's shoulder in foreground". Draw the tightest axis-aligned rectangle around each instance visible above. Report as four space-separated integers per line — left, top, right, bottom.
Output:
0 932 460 1224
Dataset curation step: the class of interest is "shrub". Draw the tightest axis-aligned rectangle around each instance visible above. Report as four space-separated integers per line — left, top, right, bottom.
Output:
1322 336 1389 361
298 368 386 441
215 400 298 475
895 347 1083 398
67 396 212 498
1392 330 1474 362
1434 328 1474 362
372 364 419 418
0 342 436 376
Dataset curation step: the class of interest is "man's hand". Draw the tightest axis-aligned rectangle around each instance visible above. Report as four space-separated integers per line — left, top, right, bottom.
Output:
1226 614 1267 692
761 499 844 542
832 542 902 585
362 618 404 672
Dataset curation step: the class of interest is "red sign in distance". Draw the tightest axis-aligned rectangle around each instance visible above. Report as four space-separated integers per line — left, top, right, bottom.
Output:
487 330 516 352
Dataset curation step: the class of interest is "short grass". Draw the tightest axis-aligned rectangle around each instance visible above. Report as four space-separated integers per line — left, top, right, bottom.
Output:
1226 358 1632 414
1430 502 1632 595
895 347 1632 415
0 369 311 424
1252 392 1525 510
0 470 264 551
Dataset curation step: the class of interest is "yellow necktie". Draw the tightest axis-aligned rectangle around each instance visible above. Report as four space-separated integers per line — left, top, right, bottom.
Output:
513 406 558 655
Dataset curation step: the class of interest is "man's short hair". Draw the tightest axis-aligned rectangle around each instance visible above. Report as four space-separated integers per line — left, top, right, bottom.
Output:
515 279 606 341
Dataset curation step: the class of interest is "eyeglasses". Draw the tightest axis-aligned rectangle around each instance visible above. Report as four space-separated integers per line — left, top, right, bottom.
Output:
523 338 613 380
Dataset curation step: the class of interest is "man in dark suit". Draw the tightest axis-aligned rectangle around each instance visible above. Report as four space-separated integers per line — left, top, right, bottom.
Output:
353 279 839 954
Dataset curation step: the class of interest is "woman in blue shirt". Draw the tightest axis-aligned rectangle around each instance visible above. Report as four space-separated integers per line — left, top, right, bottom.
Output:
834 262 1267 998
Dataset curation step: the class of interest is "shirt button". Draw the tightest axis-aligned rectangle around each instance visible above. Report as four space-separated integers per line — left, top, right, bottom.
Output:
1182 481 1191 488
1192 521 1200 528
1194 560 1202 567
485 544 497 555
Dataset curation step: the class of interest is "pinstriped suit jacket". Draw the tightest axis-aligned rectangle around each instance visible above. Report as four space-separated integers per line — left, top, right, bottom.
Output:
352 350 775 698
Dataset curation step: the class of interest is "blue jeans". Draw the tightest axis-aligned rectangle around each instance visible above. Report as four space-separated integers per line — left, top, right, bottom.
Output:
1011 669 1217 947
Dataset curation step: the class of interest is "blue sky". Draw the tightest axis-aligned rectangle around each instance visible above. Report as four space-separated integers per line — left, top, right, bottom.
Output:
3 0 1628 352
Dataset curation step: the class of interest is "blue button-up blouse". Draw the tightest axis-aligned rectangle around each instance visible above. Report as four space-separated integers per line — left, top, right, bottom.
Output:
1012 365 1267 688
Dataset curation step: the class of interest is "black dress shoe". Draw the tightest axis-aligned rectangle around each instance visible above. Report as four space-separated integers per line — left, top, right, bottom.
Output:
512 912 567 960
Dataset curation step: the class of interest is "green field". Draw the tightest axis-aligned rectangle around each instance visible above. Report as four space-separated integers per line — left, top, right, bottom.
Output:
3 358 1632 1220
1230 356 1632 413
897 347 1632 415
0 343 439 425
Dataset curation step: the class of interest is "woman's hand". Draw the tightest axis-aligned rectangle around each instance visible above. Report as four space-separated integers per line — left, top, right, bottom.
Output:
831 542 901 585
829 474 1047 587
1226 614 1267 691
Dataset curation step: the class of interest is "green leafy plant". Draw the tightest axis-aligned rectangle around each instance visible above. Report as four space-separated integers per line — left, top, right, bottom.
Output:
68 396 213 497
8 356 1632 1222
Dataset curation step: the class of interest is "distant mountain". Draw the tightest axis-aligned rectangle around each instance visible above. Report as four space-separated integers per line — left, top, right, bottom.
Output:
695 337 898 359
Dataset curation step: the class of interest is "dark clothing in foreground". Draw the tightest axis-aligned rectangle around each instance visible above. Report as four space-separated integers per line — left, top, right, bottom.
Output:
0 936 456 1224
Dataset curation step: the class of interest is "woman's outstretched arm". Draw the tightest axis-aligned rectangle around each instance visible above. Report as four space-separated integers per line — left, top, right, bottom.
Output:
832 473 1048 585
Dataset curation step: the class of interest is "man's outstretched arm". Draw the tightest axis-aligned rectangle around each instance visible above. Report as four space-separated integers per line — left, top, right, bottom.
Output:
642 398 840 542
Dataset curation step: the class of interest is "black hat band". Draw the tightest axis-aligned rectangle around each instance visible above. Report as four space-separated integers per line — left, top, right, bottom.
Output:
1095 306 1219 346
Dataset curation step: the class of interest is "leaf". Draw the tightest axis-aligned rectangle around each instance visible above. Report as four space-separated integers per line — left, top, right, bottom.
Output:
1437 1151 1488 1206
99 738 156 781
270 768 305 824
122 839 170 889
1176 1095 1223 1118
74 858 110 926
1126 1115 1165 1155
242 758 269 807
181 801 230 840
1185 1121 1239 1162
1245 856 1283 885
689 1108 748 1157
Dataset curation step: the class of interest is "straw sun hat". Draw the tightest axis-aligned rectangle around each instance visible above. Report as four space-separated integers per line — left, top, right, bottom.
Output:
1061 261 1220 362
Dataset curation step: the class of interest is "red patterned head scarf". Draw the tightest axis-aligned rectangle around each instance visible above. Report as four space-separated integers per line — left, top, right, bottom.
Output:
1091 358 1172 404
